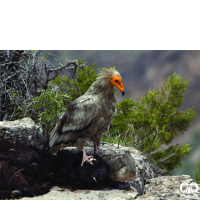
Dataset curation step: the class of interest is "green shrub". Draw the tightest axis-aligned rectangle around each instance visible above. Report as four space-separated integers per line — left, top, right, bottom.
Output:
23 88 71 135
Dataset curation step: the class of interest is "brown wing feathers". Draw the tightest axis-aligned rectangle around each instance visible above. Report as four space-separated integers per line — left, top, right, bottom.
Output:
49 99 96 148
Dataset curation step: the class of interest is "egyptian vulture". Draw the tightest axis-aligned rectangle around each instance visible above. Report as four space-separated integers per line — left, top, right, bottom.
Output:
49 68 125 166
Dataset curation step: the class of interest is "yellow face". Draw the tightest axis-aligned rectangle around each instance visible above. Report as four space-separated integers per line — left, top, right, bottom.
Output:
109 75 125 96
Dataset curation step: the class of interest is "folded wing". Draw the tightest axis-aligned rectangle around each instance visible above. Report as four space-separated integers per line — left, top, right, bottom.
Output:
49 97 97 148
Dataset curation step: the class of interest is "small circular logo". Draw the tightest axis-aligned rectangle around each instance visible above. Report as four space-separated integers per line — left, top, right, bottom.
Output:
180 182 198 194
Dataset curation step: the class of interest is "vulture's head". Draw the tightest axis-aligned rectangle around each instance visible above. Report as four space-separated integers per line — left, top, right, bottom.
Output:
97 68 125 96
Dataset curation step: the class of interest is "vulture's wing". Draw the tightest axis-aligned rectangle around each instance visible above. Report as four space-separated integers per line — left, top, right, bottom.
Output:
49 96 97 148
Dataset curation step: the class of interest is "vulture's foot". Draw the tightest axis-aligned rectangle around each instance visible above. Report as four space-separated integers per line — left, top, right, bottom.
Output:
81 146 94 166
81 154 94 166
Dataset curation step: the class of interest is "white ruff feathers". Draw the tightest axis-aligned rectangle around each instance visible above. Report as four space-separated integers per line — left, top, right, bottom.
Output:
96 68 121 88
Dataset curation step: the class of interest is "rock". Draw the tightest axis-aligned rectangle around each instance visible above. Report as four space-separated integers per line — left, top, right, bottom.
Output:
0 117 45 149
137 175 200 200
150 163 168 177
2 118 199 200
20 186 138 200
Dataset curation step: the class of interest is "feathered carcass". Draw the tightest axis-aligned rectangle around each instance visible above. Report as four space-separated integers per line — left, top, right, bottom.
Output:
0 140 130 199
49 68 125 166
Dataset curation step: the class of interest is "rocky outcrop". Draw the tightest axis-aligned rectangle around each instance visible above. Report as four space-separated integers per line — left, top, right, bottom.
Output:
1 118 200 199
0 117 45 149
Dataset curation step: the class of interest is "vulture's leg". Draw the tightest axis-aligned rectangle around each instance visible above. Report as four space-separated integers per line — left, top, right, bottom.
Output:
81 146 94 166
94 140 97 155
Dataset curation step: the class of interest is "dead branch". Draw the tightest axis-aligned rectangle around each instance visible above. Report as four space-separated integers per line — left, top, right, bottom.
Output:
0 50 88 121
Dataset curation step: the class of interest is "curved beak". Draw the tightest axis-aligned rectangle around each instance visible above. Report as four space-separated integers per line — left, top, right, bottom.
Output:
121 90 125 96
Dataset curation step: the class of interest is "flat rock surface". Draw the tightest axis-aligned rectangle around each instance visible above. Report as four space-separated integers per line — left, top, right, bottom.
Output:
21 186 138 200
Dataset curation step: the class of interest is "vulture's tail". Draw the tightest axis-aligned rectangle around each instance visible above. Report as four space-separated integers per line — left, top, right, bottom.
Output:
49 122 73 148
49 123 60 148
49 112 66 148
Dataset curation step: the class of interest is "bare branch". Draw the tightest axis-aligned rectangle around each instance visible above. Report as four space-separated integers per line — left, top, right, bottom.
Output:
0 50 88 124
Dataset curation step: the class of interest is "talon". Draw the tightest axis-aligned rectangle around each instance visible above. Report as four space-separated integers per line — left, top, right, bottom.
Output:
81 155 94 166
81 146 94 166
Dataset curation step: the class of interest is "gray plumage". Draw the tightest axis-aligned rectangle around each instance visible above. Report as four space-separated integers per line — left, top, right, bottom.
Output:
49 68 124 161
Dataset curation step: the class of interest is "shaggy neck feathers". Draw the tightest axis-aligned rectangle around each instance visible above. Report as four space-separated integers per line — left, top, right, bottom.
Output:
86 68 120 99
